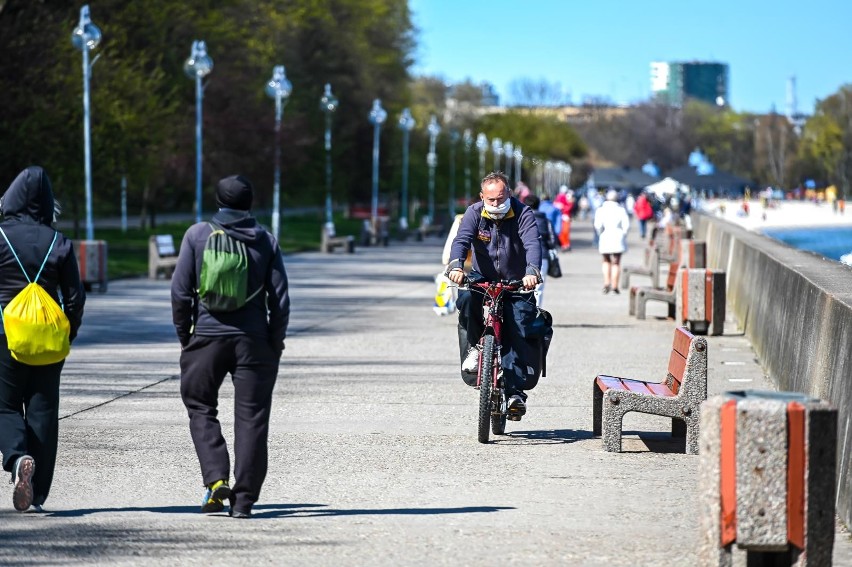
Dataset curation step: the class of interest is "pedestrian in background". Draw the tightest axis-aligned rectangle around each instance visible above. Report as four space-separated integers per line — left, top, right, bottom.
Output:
0 166 85 512
633 191 654 239
594 189 630 294
171 175 289 519
524 195 558 306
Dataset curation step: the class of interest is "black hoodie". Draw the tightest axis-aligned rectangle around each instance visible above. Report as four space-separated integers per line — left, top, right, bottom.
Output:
170 209 289 347
0 166 85 341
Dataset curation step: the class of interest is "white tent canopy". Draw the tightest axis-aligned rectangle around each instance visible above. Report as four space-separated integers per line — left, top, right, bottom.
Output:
644 176 684 197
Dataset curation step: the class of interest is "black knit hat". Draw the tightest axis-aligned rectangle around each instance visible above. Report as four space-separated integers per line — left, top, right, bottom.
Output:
216 175 253 210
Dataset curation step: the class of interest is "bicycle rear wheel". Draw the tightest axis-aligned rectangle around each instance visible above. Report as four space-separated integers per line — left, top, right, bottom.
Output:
477 335 495 443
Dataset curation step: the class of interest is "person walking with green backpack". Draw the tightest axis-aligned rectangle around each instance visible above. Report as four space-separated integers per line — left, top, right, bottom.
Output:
171 175 289 519
0 166 85 512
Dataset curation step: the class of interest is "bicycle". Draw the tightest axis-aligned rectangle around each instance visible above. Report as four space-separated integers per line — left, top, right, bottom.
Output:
462 277 531 444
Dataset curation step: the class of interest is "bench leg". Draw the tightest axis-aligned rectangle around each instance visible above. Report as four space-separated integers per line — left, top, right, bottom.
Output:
593 384 603 436
629 288 637 316
619 269 629 290
601 392 624 452
635 291 647 320
667 300 676 320
685 414 700 455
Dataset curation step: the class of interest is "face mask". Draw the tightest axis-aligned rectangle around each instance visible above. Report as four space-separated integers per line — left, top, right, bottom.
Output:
484 199 510 218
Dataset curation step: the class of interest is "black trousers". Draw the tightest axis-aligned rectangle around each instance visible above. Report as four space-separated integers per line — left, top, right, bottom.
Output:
180 334 279 514
0 335 63 507
456 290 539 398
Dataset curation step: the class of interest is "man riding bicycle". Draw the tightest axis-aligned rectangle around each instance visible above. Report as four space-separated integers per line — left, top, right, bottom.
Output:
445 171 542 420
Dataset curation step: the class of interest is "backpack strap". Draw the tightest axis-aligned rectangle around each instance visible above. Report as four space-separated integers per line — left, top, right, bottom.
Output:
0 227 58 324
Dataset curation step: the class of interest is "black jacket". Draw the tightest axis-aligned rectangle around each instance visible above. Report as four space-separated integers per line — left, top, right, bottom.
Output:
533 210 557 257
0 167 85 341
170 209 289 348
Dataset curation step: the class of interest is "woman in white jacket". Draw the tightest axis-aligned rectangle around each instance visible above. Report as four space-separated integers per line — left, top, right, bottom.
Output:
593 189 630 294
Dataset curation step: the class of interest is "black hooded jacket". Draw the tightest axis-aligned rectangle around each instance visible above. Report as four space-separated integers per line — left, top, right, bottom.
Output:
170 209 289 347
0 167 85 341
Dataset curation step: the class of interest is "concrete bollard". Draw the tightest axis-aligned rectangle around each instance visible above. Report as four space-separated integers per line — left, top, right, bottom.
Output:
680 239 706 269
676 268 725 335
74 239 108 293
699 391 837 567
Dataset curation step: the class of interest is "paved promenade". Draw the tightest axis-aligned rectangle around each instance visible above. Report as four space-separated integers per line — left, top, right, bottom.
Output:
1 221 850 565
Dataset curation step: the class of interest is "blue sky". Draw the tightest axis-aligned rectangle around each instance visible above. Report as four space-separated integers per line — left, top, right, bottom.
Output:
409 0 852 114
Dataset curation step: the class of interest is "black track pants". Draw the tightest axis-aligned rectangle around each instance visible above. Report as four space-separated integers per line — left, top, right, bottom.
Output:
0 336 63 507
180 335 279 514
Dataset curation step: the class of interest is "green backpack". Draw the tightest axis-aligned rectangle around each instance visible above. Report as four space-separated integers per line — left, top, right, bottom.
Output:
198 223 262 312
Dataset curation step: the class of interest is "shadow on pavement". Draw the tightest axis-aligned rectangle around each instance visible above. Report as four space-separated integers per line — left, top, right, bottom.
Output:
44 503 512 520
501 429 594 444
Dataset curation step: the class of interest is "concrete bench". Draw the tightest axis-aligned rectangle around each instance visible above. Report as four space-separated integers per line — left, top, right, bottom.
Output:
360 218 389 247
417 219 445 241
321 223 355 253
677 268 726 335
593 326 707 454
699 391 837 566
620 246 661 290
629 261 678 319
148 234 178 280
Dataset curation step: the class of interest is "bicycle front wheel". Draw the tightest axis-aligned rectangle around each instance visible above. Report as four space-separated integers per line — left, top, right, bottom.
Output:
478 335 496 443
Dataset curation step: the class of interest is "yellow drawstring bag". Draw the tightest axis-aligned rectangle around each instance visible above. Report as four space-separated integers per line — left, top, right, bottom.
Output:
0 228 71 365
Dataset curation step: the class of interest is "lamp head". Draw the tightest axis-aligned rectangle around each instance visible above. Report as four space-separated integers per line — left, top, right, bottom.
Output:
398 108 416 131
476 133 488 151
265 65 292 100
184 40 213 79
71 5 101 51
492 137 503 155
369 99 387 126
427 115 441 138
320 83 338 113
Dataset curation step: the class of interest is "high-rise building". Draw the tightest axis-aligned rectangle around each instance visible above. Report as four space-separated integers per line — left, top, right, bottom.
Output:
650 61 729 107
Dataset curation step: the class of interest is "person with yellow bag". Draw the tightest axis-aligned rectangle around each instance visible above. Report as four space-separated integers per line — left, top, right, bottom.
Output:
0 166 85 513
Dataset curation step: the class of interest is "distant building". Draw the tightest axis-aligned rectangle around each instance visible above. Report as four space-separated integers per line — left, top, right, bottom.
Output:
481 83 500 107
651 61 729 108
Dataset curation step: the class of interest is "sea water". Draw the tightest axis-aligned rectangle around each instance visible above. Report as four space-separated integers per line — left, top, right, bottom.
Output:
763 226 852 263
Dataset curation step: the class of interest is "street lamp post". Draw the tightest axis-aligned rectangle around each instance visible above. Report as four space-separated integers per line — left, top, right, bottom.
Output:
476 133 488 182
184 40 213 224
427 115 441 223
398 108 416 230
462 129 473 205
368 99 387 232
491 137 503 171
71 5 101 241
319 83 338 229
503 141 514 185
265 65 292 241
514 146 523 188
448 130 459 218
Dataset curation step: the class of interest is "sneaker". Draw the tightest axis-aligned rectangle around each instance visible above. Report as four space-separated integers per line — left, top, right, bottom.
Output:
461 345 481 373
507 395 527 420
201 479 231 513
12 456 34 512
602 286 611 294
229 508 251 519
23 504 44 513
612 288 620 295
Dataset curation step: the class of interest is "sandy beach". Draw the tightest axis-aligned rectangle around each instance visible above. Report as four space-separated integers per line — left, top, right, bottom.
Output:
699 198 852 231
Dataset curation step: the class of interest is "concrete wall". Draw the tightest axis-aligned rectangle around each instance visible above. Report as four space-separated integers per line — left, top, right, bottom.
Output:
693 213 852 528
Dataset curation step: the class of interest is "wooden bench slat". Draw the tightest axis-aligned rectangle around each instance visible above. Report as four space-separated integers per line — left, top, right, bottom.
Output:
667 350 687 393
595 376 626 392
595 376 675 397
672 327 694 357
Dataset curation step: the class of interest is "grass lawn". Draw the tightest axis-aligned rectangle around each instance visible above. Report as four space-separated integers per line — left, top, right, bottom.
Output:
90 214 365 280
